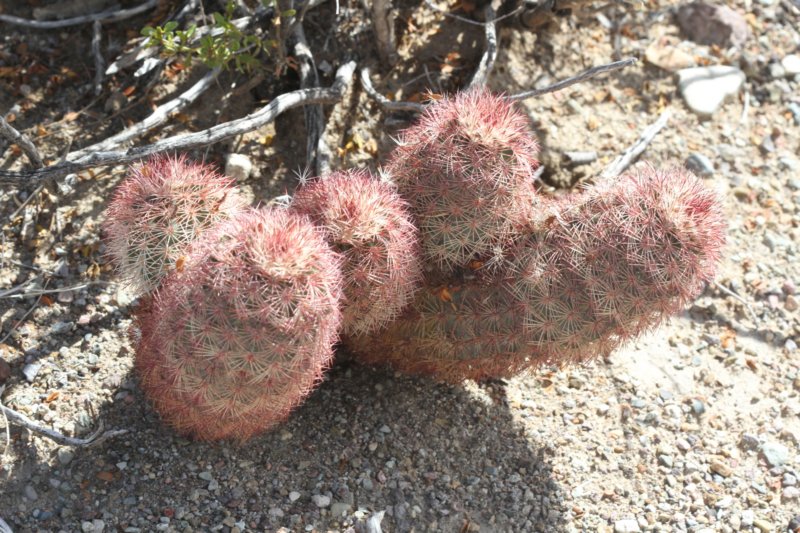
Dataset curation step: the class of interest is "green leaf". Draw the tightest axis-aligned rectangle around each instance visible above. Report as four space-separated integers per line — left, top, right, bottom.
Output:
281 8 297 16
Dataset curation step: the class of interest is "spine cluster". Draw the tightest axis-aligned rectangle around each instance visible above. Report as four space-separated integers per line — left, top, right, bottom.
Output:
105 91 725 440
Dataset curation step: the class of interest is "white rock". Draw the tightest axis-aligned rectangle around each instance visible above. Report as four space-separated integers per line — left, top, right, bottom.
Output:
225 153 253 182
782 54 800 76
677 66 746 117
312 494 331 508
614 519 641 533
289 491 301 502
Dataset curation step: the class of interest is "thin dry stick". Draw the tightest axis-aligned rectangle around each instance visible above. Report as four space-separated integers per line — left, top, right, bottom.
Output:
713 280 759 325
467 6 498 90
372 0 398 64
360 68 425 113
0 116 45 168
0 61 357 184
1 281 113 300
600 108 671 179
92 20 104 95
507 57 637 101
293 25 329 175
0 280 48 346
0 399 128 447
70 68 222 158
423 0 522 26
0 0 158 29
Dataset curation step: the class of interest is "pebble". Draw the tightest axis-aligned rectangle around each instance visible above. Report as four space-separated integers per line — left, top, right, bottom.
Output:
783 487 800 500
677 2 749 48
289 491 301 502
331 502 353 516
785 295 798 311
24 484 38 500
269 507 284 517
225 153 253 182
691 399 706 415
207 479 219 491
740 433 760 450
312 494 331 508
761 441 789 467
198 472 213 481
753 518 774 532
22 362 42 383
786 339 798 352
742 510 755 527
614 518 641 532
644 37 696 72
685 153 714 176
710 458 733 477
784 473 797 486
678 66 745 117
782 54 800 76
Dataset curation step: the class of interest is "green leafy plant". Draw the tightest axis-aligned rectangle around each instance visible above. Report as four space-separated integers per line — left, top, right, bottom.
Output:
140 1 289 73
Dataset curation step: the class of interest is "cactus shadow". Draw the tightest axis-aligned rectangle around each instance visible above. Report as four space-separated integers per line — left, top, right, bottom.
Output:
1 358 568 532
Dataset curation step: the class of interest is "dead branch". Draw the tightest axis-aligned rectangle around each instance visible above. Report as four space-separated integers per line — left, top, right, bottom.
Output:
0 390 128 448
360 68 426 113
292 24 329 175
70 68 222 158
372 0 398 65
92 20 105 95
0 117 44 169
507 57 637 100
423 0 522 26
0 61 357 185
600 108 671 179
0 0 158 29
467 6 498 90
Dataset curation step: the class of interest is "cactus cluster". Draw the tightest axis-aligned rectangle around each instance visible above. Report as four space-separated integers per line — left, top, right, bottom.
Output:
105 91 725 440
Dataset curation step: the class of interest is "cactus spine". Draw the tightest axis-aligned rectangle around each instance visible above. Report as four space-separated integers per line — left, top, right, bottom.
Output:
135 208 342 440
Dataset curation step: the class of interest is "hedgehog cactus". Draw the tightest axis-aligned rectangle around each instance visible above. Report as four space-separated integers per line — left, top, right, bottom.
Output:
104 155 245 294
387 90 542 271
346 165 725 382
291 169 422 335
134 208 342 440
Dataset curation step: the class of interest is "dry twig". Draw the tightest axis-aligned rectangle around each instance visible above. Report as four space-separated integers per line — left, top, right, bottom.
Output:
70 68 222 158
360 68 425 113
0 62 357 185
467 6 498 90
0 117 44 169
92 20 105 95
0 0 158 29
507 57 637 100
0 391 128 448
713 280 760 325
600 108 671 179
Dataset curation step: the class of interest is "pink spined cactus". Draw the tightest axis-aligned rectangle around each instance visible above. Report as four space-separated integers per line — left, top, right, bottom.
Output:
386 90 541 271
291 169 422 335
346 166 726 382
104 154 246 295
134 208 342 441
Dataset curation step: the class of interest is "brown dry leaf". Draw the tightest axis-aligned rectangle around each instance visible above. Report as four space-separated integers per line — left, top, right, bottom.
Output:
85 263 101 279
45 391 60 403
40 295 54 306
122 85 136 97
96 471 115 482
63 111 79 122
36 124 47 137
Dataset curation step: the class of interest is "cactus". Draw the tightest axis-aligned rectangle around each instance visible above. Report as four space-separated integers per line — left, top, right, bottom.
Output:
386 90 542 271
291 169 422 335
346 166 725 382
134 208 342 440
104 154 246 294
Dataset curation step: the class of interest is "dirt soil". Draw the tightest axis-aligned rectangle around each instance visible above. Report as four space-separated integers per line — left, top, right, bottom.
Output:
1 0 799 531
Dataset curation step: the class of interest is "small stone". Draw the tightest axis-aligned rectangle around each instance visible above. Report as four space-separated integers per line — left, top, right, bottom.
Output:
312 494 331 508
678 66 745 117
741 510 755 527
786 339 798 352
783 487 800 501
82 521 95 532
760 134 776 155
659 455 674 468
207 479 219 491
631 397 646 409
225 153 253 182
782 54 800 76
784 473 798 486
788 516 800 531
289 491 301 502
330 502 353 516
685 153 714 176
785 295 798 311
644 37 696 72
761 441 789 467
92 520 105 532
57 448 75 466
677 2 749 48
676 439 691 452
691 399 706 415
769 63 787 79
23 362 42 383
379 424 391 434
198 471 213 481
710 458 733 477
716 496 733 508
740 433 760 450
269 507 284 517
614 518 641 532
24 484 38 500
753 518 774 532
